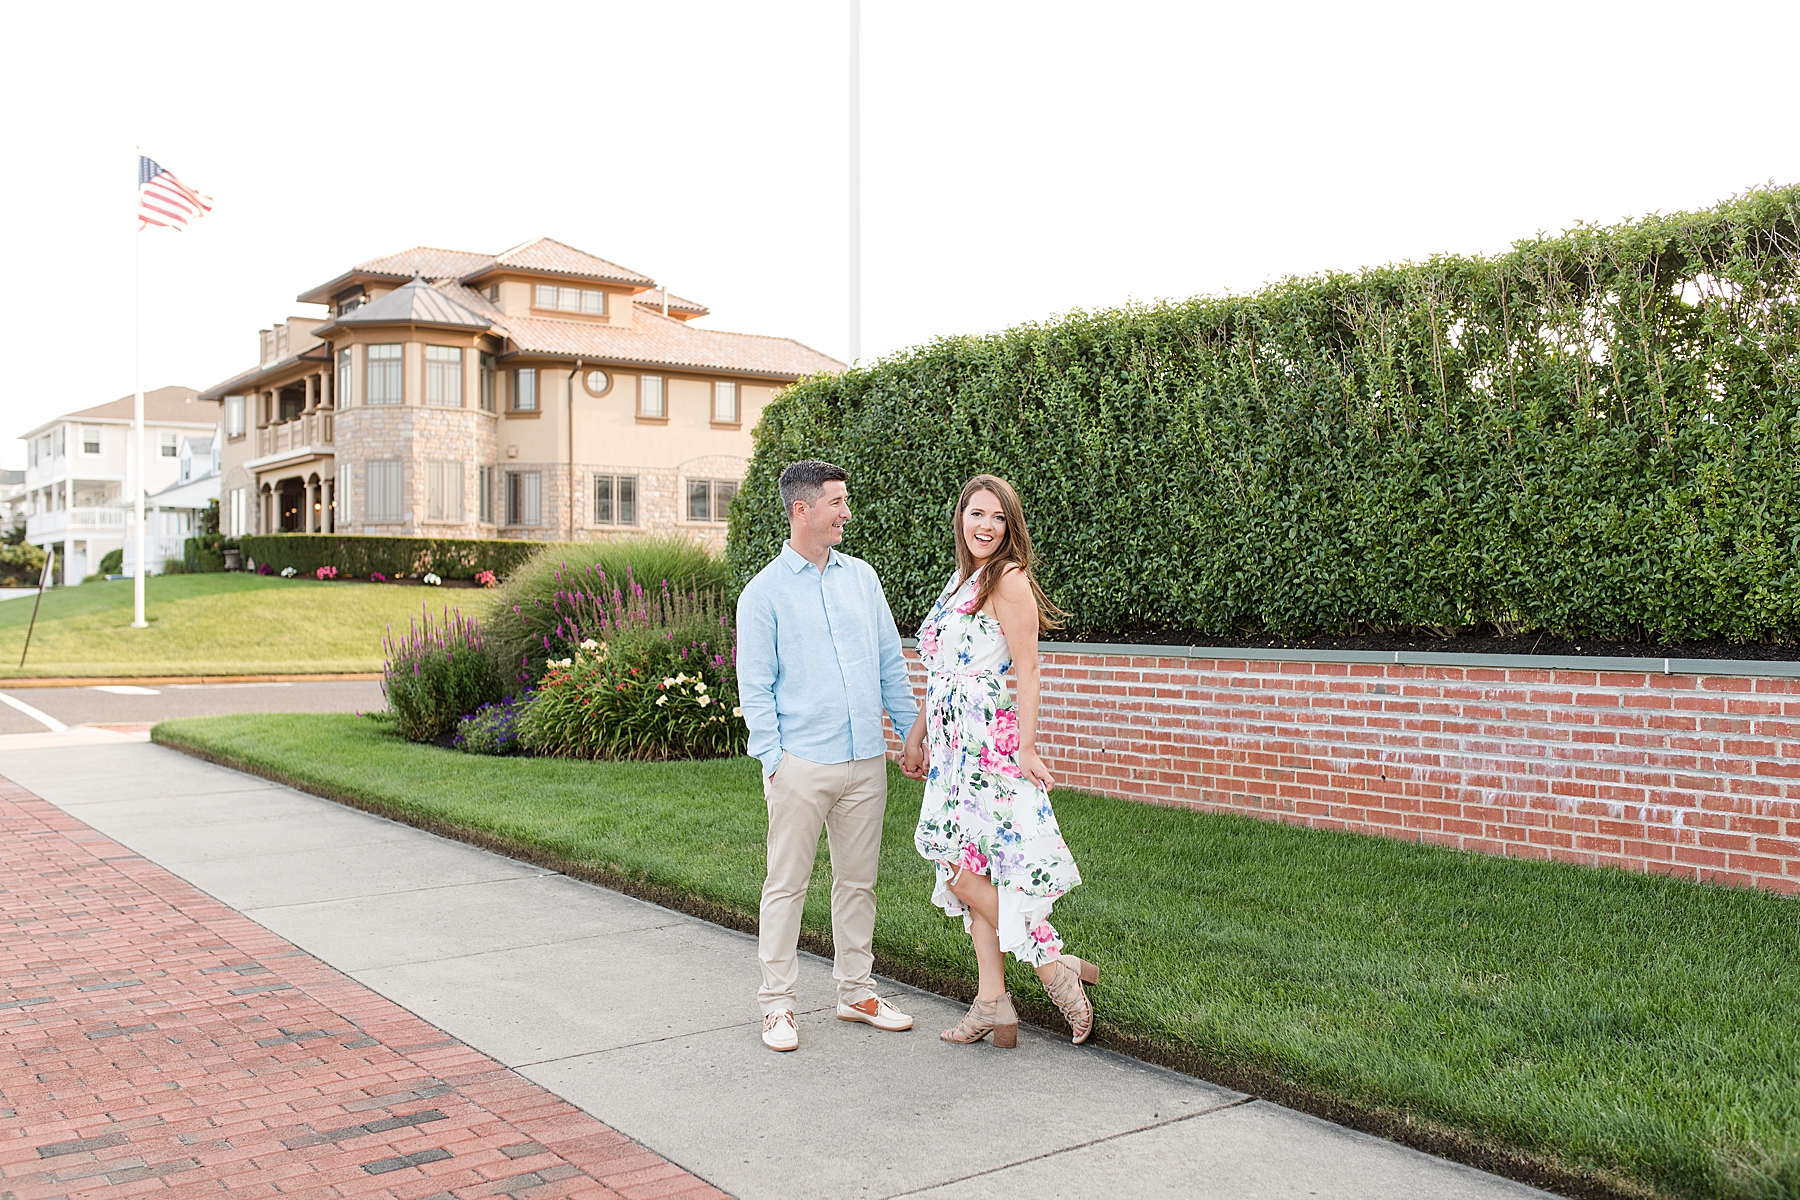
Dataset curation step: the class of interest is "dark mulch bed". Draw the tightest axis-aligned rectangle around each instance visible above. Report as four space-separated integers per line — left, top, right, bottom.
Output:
1050 627 1800 662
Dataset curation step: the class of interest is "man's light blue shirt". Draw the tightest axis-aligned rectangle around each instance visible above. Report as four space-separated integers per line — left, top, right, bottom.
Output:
736 542 918 776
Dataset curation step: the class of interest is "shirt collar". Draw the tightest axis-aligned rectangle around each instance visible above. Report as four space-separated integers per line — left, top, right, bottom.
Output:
781 542 844 574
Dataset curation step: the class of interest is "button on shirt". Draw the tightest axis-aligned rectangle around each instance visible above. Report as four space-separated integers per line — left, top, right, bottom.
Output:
736 543 919 776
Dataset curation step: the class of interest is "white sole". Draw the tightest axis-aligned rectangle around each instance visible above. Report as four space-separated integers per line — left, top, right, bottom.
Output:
836 1012 913 1032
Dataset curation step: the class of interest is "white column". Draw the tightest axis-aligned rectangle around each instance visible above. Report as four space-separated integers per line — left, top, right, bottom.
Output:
62 477 73 585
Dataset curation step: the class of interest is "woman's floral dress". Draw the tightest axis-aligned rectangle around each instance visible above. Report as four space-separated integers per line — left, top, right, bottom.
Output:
913 569 1082 967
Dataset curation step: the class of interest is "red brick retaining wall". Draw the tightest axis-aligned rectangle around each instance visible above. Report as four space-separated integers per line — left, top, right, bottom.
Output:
894 648 1800 896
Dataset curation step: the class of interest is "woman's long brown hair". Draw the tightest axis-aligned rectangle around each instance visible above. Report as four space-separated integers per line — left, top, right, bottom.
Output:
953 474 1066 630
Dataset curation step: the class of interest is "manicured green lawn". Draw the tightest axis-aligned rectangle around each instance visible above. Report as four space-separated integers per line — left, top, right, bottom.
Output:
0 575 475 677
154 712 1800 1200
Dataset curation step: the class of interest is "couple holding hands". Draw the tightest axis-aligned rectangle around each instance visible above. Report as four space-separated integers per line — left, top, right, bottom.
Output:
737 460 1097 1053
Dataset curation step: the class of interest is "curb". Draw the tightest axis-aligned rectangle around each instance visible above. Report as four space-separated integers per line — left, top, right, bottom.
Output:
0 673 382 688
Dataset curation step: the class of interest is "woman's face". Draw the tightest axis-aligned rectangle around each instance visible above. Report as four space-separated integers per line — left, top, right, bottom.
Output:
961 490 1006 561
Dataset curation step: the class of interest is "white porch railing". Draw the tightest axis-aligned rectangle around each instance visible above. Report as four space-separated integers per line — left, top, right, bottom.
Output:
257 412 334 458
27 508 126 540
121 536 190 576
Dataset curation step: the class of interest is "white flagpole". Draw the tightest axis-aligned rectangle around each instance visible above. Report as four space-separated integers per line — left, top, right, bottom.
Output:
132 153 147 628
847 0 861 366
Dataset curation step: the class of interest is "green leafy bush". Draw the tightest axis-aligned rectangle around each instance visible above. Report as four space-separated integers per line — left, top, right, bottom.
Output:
381 605 506 741
0 541 46 588
515 615 743 760
181 536 225 574
731 185 1800 644
482 536 727 687
238 534 550 582
98 549 123 576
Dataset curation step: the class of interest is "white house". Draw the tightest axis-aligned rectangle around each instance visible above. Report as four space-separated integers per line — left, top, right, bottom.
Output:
20 386 221 582
120 430 222 576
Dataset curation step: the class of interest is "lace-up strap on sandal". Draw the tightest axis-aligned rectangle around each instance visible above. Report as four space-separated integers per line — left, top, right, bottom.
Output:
1043 955 1098 1044
940 993 1018 1048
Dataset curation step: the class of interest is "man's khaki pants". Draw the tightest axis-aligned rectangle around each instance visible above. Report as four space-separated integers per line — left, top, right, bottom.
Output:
758 753 887 1016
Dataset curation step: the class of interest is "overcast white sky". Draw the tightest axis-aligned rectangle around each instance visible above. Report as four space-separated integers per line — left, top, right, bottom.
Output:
2 1 1797 468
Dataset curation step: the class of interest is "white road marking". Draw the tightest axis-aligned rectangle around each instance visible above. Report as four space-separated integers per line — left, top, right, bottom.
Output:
91 685 161 695
0 692 69 733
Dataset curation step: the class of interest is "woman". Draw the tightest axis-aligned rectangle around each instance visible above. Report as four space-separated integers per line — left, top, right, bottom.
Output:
901 474 1098 1048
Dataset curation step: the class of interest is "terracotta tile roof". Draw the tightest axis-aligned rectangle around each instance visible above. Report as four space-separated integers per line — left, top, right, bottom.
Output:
502 308 843 380
633 288 710 318
351 246 495 281
481 238 656 287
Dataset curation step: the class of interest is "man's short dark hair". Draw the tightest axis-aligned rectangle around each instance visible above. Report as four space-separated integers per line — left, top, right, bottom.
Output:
779 460 848 517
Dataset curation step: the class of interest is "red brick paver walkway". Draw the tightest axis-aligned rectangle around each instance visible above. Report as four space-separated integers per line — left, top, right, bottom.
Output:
0 777 727 1200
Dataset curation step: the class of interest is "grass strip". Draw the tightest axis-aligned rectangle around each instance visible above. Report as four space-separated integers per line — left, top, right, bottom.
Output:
151 712 1800 1200
0 574 474 677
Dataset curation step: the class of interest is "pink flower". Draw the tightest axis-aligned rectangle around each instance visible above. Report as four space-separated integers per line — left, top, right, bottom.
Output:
978 745 1004 775
1028 923 1056 944
958 844 989 874
991 709 1020 755
999 763 1023 779
918 626 940 656
955 597 978 615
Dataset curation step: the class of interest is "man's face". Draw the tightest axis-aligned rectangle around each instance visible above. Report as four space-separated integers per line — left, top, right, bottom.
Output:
795 481 851 546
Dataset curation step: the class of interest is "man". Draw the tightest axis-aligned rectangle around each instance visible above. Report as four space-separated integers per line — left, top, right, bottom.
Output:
736 460 920 1052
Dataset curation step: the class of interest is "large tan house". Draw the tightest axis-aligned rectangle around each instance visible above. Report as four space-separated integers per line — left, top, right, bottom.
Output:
200 239 841 547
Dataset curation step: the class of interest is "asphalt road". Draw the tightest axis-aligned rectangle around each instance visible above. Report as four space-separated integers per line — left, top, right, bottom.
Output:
0 680 385 735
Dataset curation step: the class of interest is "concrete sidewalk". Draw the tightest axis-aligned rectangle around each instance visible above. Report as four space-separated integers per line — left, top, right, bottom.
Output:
0 741 1560 1200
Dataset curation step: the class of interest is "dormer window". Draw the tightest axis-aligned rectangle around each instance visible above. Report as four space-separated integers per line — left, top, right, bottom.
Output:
533 284 607 316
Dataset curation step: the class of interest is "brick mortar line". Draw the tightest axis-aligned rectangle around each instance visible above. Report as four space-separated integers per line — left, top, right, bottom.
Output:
0 775 727 1200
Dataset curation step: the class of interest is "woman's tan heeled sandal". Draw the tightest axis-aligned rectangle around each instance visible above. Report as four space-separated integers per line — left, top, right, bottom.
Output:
941 993 1019 1048
1043 954 1099 1044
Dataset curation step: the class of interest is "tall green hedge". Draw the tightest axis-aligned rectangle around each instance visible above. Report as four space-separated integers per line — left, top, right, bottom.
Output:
729 186 1800 643
238 535 550 580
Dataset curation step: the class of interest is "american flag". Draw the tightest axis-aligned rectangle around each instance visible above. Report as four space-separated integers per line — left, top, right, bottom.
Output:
137 156 212 231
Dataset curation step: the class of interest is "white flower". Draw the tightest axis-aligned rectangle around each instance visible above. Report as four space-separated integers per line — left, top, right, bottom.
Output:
694 682 707 694
662 677 676 688
423 572 442 586
674 673 689 685
655 694 668 706
732 706 742 717
549 657 572 668
279 566 297 577
579 638 600 652
697 694 711 706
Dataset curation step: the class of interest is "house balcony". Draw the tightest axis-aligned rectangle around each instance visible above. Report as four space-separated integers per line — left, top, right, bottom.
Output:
27 508 126 541
256 412 334 460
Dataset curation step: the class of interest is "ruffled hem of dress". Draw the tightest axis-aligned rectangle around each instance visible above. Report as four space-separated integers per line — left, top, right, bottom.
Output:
929 864 1063 968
